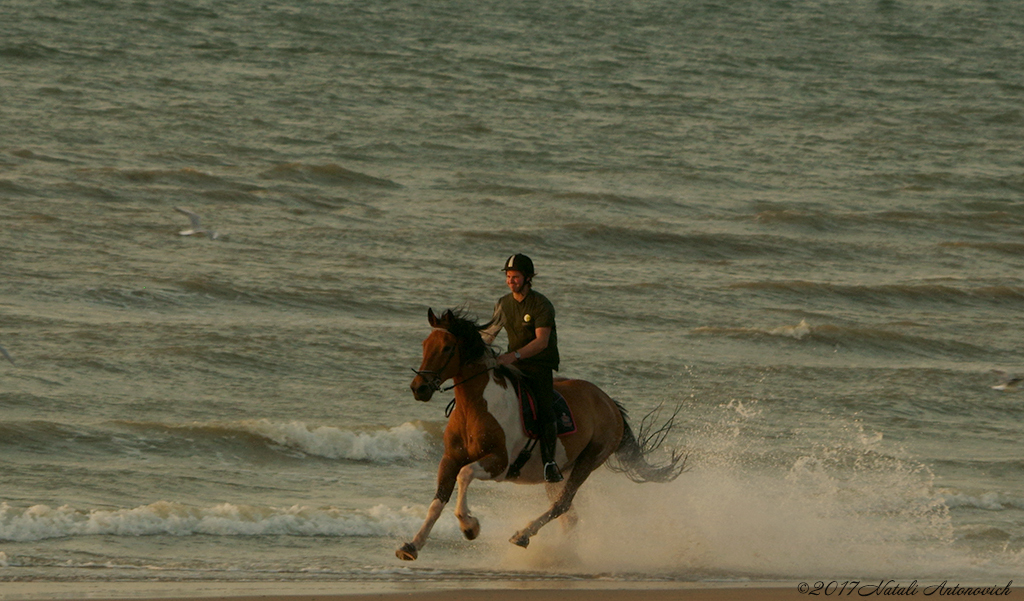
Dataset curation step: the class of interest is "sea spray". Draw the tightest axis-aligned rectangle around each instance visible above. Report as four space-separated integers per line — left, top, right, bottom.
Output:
482 402 969 579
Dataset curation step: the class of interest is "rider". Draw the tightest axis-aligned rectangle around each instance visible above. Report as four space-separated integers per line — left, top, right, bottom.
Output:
481 254 563 483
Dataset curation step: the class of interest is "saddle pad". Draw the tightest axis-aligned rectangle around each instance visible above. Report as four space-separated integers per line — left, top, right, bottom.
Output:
514 379 577 439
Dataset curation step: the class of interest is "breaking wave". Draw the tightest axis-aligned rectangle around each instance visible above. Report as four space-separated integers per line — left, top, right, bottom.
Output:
0 419 441 464
0 501 451 542
117 419 441 462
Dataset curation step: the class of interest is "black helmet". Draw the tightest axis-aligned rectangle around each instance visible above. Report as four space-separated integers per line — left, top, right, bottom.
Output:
502 253 535 278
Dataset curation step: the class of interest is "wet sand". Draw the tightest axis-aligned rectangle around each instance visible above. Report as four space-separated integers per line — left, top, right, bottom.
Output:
0 582 803 601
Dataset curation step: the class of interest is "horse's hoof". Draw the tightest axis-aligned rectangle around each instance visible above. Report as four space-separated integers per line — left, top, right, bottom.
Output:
509 532 530 548
396 542 418 561
461 517 481 541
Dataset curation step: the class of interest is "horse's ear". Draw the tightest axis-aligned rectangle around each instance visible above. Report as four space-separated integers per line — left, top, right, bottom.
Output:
427 308 439 327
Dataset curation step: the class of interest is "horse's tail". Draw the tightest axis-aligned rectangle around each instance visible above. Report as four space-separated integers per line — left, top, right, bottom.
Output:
608 402 687 483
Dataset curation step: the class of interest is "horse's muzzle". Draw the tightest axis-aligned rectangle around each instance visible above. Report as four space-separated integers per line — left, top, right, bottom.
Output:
410 377 435 402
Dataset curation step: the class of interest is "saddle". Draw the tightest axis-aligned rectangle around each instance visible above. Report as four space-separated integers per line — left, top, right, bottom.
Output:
512 378 576 439
506 376 576 480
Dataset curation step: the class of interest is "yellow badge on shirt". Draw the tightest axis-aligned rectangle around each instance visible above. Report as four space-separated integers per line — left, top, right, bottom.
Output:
524 314 532 322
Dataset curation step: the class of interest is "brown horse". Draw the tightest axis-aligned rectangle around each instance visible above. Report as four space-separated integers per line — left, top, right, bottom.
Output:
397 308 685 561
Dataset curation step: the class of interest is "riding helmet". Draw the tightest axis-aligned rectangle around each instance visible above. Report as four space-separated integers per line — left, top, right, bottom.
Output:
502 253 535 278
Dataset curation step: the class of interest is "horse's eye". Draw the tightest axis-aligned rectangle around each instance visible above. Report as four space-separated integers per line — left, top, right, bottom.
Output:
442 345 454 353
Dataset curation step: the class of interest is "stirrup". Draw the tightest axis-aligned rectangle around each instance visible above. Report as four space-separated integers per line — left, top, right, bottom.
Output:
544 462 563 483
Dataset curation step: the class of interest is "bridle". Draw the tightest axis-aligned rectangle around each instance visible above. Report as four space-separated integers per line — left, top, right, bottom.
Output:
411 339 459 395
411 335 496 395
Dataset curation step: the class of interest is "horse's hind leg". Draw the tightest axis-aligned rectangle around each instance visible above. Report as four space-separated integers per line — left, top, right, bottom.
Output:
545 482 579 532
510 444 601 548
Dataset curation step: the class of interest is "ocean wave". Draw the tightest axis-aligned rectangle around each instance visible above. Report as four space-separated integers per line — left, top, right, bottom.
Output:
940 491 1024 512
0 42 62 60
939 241 1024 255
692 317 991 358
83 277 398 313
452 181 542 197
452 179 652 209
753 209 838 230
231 419 438 462
0 420 86 451
0 501 449 542
10 148 72 163
84 286 190 309
0 178 33 196
883 172 1024 195
693 318 812 340
728 280 1024 306
0 419 440 465
117 419 440 463
258 163 401 189
82 166 231 187
557 223 838 260
752 206 1024 234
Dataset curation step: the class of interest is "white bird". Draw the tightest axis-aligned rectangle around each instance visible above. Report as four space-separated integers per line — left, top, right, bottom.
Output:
174 207 221 240
0 344 14 365
991 370 1022 391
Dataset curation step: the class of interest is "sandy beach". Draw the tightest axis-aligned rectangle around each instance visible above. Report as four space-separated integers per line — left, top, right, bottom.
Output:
4 580 1018 601
0 582 806 601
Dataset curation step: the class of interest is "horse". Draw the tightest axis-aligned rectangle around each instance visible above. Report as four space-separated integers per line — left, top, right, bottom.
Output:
396 308 686 561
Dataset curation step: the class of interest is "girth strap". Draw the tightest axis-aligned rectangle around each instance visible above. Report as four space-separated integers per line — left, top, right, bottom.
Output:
506 439 538 480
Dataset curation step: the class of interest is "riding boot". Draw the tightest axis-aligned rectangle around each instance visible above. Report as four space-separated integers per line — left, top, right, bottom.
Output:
540 420 562 483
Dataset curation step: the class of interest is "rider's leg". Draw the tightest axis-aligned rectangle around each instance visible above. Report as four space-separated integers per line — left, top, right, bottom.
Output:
519 364 561 483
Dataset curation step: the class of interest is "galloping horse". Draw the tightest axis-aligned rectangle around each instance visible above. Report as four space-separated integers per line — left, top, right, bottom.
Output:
397 308 685 561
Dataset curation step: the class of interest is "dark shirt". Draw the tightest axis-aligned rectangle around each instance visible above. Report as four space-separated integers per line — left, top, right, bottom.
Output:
490 289 560 370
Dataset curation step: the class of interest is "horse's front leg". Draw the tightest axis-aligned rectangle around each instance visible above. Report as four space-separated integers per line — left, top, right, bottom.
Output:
397 457 460 561
454 453 505 541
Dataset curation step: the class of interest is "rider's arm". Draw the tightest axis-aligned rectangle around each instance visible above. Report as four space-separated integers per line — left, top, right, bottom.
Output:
498 327 550 365
480 303 504 345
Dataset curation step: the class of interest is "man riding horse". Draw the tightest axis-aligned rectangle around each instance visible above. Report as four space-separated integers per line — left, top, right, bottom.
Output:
481 253 563 483
400 300 686 559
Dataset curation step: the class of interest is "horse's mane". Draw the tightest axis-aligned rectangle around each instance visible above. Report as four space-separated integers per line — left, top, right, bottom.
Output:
439 308 495 366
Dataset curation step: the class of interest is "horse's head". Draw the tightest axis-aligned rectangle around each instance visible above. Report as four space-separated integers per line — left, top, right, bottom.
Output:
410 308 489 402
410 309 461 402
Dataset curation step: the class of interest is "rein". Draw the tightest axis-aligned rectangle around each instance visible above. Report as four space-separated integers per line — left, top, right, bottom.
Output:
440 366 494 392
412 364 495 398
439 365 495 419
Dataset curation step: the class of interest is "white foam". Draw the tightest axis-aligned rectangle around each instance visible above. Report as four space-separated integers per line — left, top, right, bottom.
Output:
941 491 1024 511
693 318 813 341
768 318 812 340
0 501 460 542
239 419 435 462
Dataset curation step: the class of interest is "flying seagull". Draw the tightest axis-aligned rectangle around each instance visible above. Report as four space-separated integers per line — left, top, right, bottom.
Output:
174 207 221 240
991 370 1022 391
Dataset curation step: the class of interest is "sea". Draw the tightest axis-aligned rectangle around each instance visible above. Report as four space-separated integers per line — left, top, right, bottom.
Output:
2 0 1023 596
